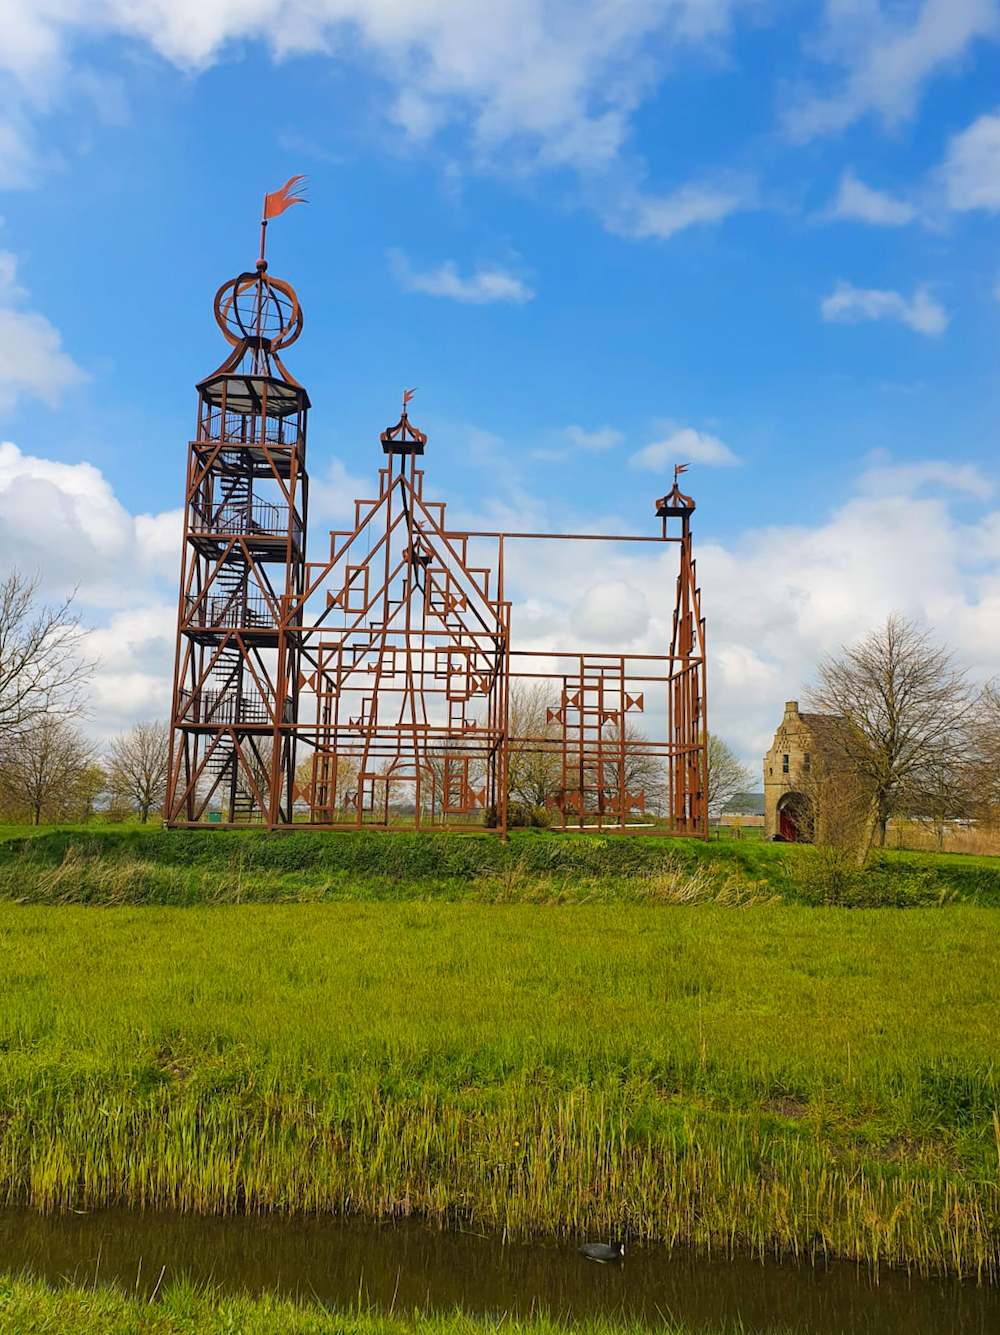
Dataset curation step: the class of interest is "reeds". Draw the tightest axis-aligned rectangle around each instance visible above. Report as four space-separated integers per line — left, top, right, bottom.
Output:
1 902 999 1276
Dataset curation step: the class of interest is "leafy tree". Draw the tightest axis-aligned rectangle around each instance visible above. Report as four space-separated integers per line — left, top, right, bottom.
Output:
0 717 96 825
706 734 755 818
72 763 108 823
107 720 171 823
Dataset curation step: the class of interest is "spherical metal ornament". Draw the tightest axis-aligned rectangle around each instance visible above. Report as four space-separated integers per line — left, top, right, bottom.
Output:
213 271 303 350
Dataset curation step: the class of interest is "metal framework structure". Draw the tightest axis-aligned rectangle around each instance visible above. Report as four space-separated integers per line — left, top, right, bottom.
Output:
166 249 708 838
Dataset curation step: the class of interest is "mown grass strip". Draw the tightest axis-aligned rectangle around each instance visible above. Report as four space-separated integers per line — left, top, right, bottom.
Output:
0 1275 775 1335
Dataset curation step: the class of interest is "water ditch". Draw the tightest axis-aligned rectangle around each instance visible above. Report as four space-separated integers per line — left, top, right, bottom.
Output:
1 1209 997 1334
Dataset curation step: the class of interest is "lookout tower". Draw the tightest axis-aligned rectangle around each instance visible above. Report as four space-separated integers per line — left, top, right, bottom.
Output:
165 253 309 826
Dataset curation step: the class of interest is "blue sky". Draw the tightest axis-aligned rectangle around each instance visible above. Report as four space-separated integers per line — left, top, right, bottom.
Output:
1 0 1000 764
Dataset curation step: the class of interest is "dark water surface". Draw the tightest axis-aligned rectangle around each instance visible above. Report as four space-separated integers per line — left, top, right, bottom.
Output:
1 1209 996 1334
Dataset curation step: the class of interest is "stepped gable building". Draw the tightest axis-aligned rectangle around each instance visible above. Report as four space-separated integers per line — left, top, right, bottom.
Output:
763 701 831 842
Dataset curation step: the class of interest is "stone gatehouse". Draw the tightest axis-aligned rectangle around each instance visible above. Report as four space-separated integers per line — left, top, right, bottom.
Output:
763 700 825 841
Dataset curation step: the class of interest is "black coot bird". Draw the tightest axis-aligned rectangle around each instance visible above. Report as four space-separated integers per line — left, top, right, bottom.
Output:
579 1241 625 1263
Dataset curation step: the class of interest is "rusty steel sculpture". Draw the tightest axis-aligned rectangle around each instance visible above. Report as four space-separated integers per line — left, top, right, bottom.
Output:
166 209 708 837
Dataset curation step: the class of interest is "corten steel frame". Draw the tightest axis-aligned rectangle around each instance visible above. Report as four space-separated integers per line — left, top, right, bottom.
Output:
166 259 708 838
166 258 308 826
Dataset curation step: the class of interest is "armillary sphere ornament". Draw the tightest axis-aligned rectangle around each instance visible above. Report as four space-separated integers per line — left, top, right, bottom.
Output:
213 270 303 351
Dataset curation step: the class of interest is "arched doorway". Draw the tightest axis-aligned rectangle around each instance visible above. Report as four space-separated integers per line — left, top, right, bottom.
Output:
777 792 814 843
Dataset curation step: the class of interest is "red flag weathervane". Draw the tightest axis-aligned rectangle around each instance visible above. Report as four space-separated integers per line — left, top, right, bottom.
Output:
259 175 308 263
403 388 417 409
264 175 308 220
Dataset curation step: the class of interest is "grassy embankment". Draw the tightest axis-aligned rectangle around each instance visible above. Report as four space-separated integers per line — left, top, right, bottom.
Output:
3 825 1000 906
0 1277 763 1335
2 897 999 1276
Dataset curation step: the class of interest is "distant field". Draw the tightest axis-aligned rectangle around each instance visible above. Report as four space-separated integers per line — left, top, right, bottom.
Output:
1 824 1000 905
1 898 999 1274
0 823 100 843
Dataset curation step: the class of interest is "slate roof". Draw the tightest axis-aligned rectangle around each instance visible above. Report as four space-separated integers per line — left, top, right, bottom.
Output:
721 790 765 816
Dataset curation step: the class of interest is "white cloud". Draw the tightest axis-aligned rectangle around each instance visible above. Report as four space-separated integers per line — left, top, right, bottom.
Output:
0 252 86 410
629 426 740 471
391 88 448 144
942 106 1000 211
0 0 754 178
531 424 623 462
692 454 1000 760
787 0 1000 142
859 452 992 499
85 605 176 737
820 281 948 336
571 580 650 645
309 455 372 524
0 441 179 604
564 425 622 452
0 116 38 189
494 452 1000 767
10 438 1000 769
0 441 182 738
828 169 917 225
388 249 534 305
607 178 754 241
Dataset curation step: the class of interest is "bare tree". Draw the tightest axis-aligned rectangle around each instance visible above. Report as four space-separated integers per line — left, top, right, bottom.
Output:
107 720 171 823
0 570 92 742
960 680 1000 827
797 754 876 901
706 734 755 818
0 716 97 825
596 719 667 817
505 680 561 811
906 755 972 851
423 740 485 822
300 750 361 817
805 614 971 851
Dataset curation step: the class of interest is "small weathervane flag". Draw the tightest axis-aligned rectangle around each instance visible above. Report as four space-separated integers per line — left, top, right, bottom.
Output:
263 175 308 221
403 388 417 407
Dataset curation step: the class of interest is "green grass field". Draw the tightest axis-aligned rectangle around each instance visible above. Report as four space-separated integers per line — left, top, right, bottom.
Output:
1 896 999 1275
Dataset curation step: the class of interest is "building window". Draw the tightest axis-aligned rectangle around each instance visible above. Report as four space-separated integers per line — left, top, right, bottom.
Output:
782 754 789 774
804 753 811 772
